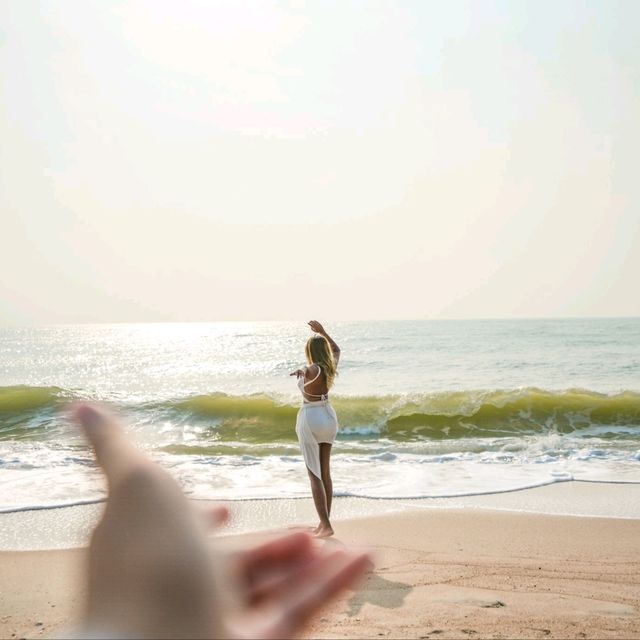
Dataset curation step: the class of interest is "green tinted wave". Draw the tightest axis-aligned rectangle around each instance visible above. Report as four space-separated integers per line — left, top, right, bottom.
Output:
2 386 639 443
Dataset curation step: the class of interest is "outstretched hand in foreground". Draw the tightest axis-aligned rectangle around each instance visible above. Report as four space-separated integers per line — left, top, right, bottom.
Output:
73 404 370 639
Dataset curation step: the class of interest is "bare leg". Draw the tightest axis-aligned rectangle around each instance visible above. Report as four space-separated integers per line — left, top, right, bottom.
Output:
320 443 333 516
306 466 333 538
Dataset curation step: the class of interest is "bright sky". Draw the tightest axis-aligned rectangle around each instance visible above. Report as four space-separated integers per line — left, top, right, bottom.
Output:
1 0 638 322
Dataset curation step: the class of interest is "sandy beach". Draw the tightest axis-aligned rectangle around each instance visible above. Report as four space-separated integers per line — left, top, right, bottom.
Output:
1 501 639 640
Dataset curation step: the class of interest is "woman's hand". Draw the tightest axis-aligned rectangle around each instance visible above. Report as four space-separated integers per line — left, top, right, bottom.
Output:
72 403 370 639
289 369 304 379
308 321 340 365
308 320 326 335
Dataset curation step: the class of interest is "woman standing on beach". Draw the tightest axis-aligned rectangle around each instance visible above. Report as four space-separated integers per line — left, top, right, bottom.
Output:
290 321 340 538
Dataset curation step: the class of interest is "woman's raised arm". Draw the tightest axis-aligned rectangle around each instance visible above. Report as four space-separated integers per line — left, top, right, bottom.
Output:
308 320 340 365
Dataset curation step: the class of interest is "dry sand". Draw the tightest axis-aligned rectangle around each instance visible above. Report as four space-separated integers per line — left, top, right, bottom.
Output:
306 509 640 639
1 508 638 639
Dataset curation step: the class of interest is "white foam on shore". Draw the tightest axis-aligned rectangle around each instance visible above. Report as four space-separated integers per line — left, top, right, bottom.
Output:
1 481 639 551
3 444 639 512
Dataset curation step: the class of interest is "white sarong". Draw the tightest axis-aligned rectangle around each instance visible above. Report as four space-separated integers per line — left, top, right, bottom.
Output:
295 400 338 478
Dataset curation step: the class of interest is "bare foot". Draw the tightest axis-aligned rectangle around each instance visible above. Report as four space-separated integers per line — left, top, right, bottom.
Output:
314 524 334 538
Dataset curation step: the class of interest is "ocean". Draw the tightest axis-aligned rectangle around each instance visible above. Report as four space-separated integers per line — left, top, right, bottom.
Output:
1 319 639 513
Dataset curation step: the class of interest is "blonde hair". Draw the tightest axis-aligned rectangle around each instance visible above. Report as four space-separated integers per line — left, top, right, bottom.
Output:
305 335 337 389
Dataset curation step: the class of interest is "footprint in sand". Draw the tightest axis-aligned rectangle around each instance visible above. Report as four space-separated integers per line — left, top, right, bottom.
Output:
481 600 505 608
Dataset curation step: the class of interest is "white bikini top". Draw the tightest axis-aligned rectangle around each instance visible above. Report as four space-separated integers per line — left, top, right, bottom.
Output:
297 365 329 401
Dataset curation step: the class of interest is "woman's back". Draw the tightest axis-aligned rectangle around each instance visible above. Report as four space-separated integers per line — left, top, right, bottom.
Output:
298 364 329 402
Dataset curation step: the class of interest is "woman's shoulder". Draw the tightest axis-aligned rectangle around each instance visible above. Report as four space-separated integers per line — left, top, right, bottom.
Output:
304 363 321 378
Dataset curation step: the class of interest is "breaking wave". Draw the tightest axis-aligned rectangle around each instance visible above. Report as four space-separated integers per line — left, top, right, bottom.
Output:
2 386 639 444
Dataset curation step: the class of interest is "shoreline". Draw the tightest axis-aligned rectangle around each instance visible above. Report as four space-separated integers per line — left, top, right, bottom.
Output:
1 506 639 639
1 481 640 551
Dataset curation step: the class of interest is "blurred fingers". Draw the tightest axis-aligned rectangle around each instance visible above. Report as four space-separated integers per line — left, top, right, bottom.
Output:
239 532 315 599
260 549 371 638
199 504 230 531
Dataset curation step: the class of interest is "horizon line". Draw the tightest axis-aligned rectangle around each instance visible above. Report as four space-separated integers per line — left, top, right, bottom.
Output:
1 314 639 327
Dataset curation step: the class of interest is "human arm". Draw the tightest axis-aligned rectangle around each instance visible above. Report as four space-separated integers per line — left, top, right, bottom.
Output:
71 403 370 639
308 320 341 365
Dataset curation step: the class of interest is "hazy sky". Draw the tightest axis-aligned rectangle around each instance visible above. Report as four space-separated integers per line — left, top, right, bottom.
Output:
1 0 639 322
